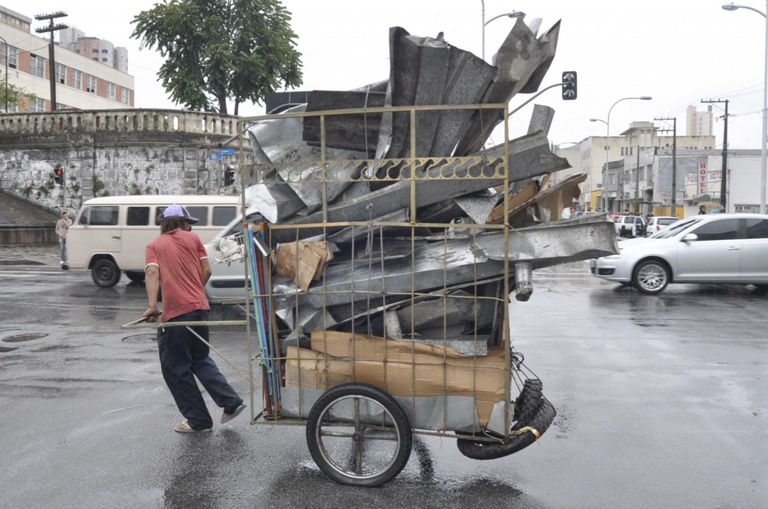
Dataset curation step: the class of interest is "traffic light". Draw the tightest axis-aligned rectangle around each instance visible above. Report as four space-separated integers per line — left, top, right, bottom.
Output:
54 167 64 185
562 71 577 101
224 167 235 187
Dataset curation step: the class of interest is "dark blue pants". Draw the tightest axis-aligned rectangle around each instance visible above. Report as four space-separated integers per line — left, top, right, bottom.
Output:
157 309 243 430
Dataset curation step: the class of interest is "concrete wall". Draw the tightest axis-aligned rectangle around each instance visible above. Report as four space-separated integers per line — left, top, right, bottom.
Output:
0 109 251 217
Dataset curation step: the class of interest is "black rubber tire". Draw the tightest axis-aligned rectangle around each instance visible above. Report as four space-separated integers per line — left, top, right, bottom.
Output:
513 379 543 423
92 259 121 288
632 259 670 295
306 383 412 487
125 271 145 283
456 395 556 460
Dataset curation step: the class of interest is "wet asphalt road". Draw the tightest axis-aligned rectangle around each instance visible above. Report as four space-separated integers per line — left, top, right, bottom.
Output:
0 245 766 509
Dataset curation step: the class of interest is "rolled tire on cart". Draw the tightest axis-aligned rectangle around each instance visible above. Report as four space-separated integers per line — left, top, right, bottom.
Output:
513 379 543 422
306 383 412 487
456 394 556 461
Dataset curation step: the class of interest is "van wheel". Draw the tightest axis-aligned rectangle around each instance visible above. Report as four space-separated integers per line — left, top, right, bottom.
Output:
92 259 121 288
126 271 145 283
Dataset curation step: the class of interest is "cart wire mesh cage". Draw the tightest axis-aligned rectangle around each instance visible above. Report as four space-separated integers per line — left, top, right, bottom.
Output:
231 103 564 486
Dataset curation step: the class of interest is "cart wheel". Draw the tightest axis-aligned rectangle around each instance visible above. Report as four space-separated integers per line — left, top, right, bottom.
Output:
306 383 412 487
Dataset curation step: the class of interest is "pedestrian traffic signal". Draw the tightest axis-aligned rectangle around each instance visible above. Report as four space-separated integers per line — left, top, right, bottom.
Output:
562 71 577 101
54 167 64 185
224 167 235 186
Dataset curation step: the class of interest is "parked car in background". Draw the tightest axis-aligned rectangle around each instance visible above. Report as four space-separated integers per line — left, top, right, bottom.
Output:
645 216 679 236
590 213 768 294
613 215 646 237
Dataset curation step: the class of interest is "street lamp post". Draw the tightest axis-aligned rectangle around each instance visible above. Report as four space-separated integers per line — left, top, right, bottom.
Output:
590 96 652 212
480 1 524 61
723 2 767 214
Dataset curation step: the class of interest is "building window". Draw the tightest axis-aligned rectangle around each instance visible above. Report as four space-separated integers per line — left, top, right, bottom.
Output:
87 75 97 93
101 58 107 62
107 82 116 101
121 87 130 105
30 98 46 112
56 64 66 85
1 44 14 67
8 46 17 68
101 49 108 53
30 54 46 78
92 48 98 54
72 70 82 90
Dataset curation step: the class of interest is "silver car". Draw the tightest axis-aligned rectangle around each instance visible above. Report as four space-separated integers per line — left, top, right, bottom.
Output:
590 213 768 294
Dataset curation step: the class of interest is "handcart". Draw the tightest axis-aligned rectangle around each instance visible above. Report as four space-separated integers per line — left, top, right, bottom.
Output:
126 103 614 487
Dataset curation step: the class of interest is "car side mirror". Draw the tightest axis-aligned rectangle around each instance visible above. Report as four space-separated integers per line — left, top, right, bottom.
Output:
682 233 698 243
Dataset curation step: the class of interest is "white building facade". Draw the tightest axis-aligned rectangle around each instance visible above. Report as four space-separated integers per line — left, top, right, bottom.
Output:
0 4 134 112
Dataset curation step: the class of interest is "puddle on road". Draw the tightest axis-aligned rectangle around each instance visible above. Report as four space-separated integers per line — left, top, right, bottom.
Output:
2 333 48 343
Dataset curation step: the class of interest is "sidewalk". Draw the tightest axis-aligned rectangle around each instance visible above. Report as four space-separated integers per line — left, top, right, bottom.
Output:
0 243 59 266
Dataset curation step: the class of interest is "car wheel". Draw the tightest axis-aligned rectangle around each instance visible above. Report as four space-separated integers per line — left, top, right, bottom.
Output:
92 259 121 288
632 259 669 295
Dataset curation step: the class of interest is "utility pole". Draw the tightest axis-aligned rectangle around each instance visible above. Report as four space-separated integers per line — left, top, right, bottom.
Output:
34 12 68 112
701 99 729 210
655 117 678 217
635 146 641 214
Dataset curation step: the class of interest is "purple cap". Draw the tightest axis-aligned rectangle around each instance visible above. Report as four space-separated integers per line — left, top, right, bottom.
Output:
161 204 199 224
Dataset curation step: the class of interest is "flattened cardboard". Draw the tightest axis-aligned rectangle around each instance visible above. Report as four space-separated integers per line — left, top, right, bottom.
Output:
275 241 333 291
285 331 507 427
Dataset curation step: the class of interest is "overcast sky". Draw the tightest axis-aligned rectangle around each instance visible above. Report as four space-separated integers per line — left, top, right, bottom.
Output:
3 0 763 149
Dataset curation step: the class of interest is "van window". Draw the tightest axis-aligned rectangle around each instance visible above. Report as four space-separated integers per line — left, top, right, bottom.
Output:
79 206 119 226
127 207 150 226
187 206 208 225
213 206 237 226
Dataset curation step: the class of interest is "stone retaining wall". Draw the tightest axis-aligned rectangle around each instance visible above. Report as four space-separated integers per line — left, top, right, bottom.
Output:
0 109 252 216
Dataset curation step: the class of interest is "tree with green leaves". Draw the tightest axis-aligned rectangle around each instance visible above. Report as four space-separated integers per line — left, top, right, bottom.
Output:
131 0 303 115
0 71 37 112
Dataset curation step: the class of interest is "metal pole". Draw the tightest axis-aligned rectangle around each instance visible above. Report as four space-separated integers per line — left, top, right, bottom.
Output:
672 118 677 218
762 0 767 213
722 100 729 209
481 0 485 61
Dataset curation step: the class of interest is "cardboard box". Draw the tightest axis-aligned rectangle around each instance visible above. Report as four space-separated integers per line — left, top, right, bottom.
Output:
275 240 333 291
285 331 507 427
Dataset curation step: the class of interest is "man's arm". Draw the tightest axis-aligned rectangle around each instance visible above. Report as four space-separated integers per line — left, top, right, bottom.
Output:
200 258 212 286
143 264 161 322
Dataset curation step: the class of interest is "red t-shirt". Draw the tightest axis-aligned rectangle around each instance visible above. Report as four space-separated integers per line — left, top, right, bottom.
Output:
145 229 209 321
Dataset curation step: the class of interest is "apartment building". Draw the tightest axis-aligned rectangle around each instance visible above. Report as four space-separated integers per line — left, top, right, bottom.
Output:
0 5 134 112
555 121 715 212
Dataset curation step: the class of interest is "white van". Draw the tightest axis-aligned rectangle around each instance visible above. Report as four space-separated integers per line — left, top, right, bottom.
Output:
68 195 240 287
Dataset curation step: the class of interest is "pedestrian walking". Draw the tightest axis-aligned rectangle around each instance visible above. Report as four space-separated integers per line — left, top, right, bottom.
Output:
55 212 72 265
143 204 246 433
